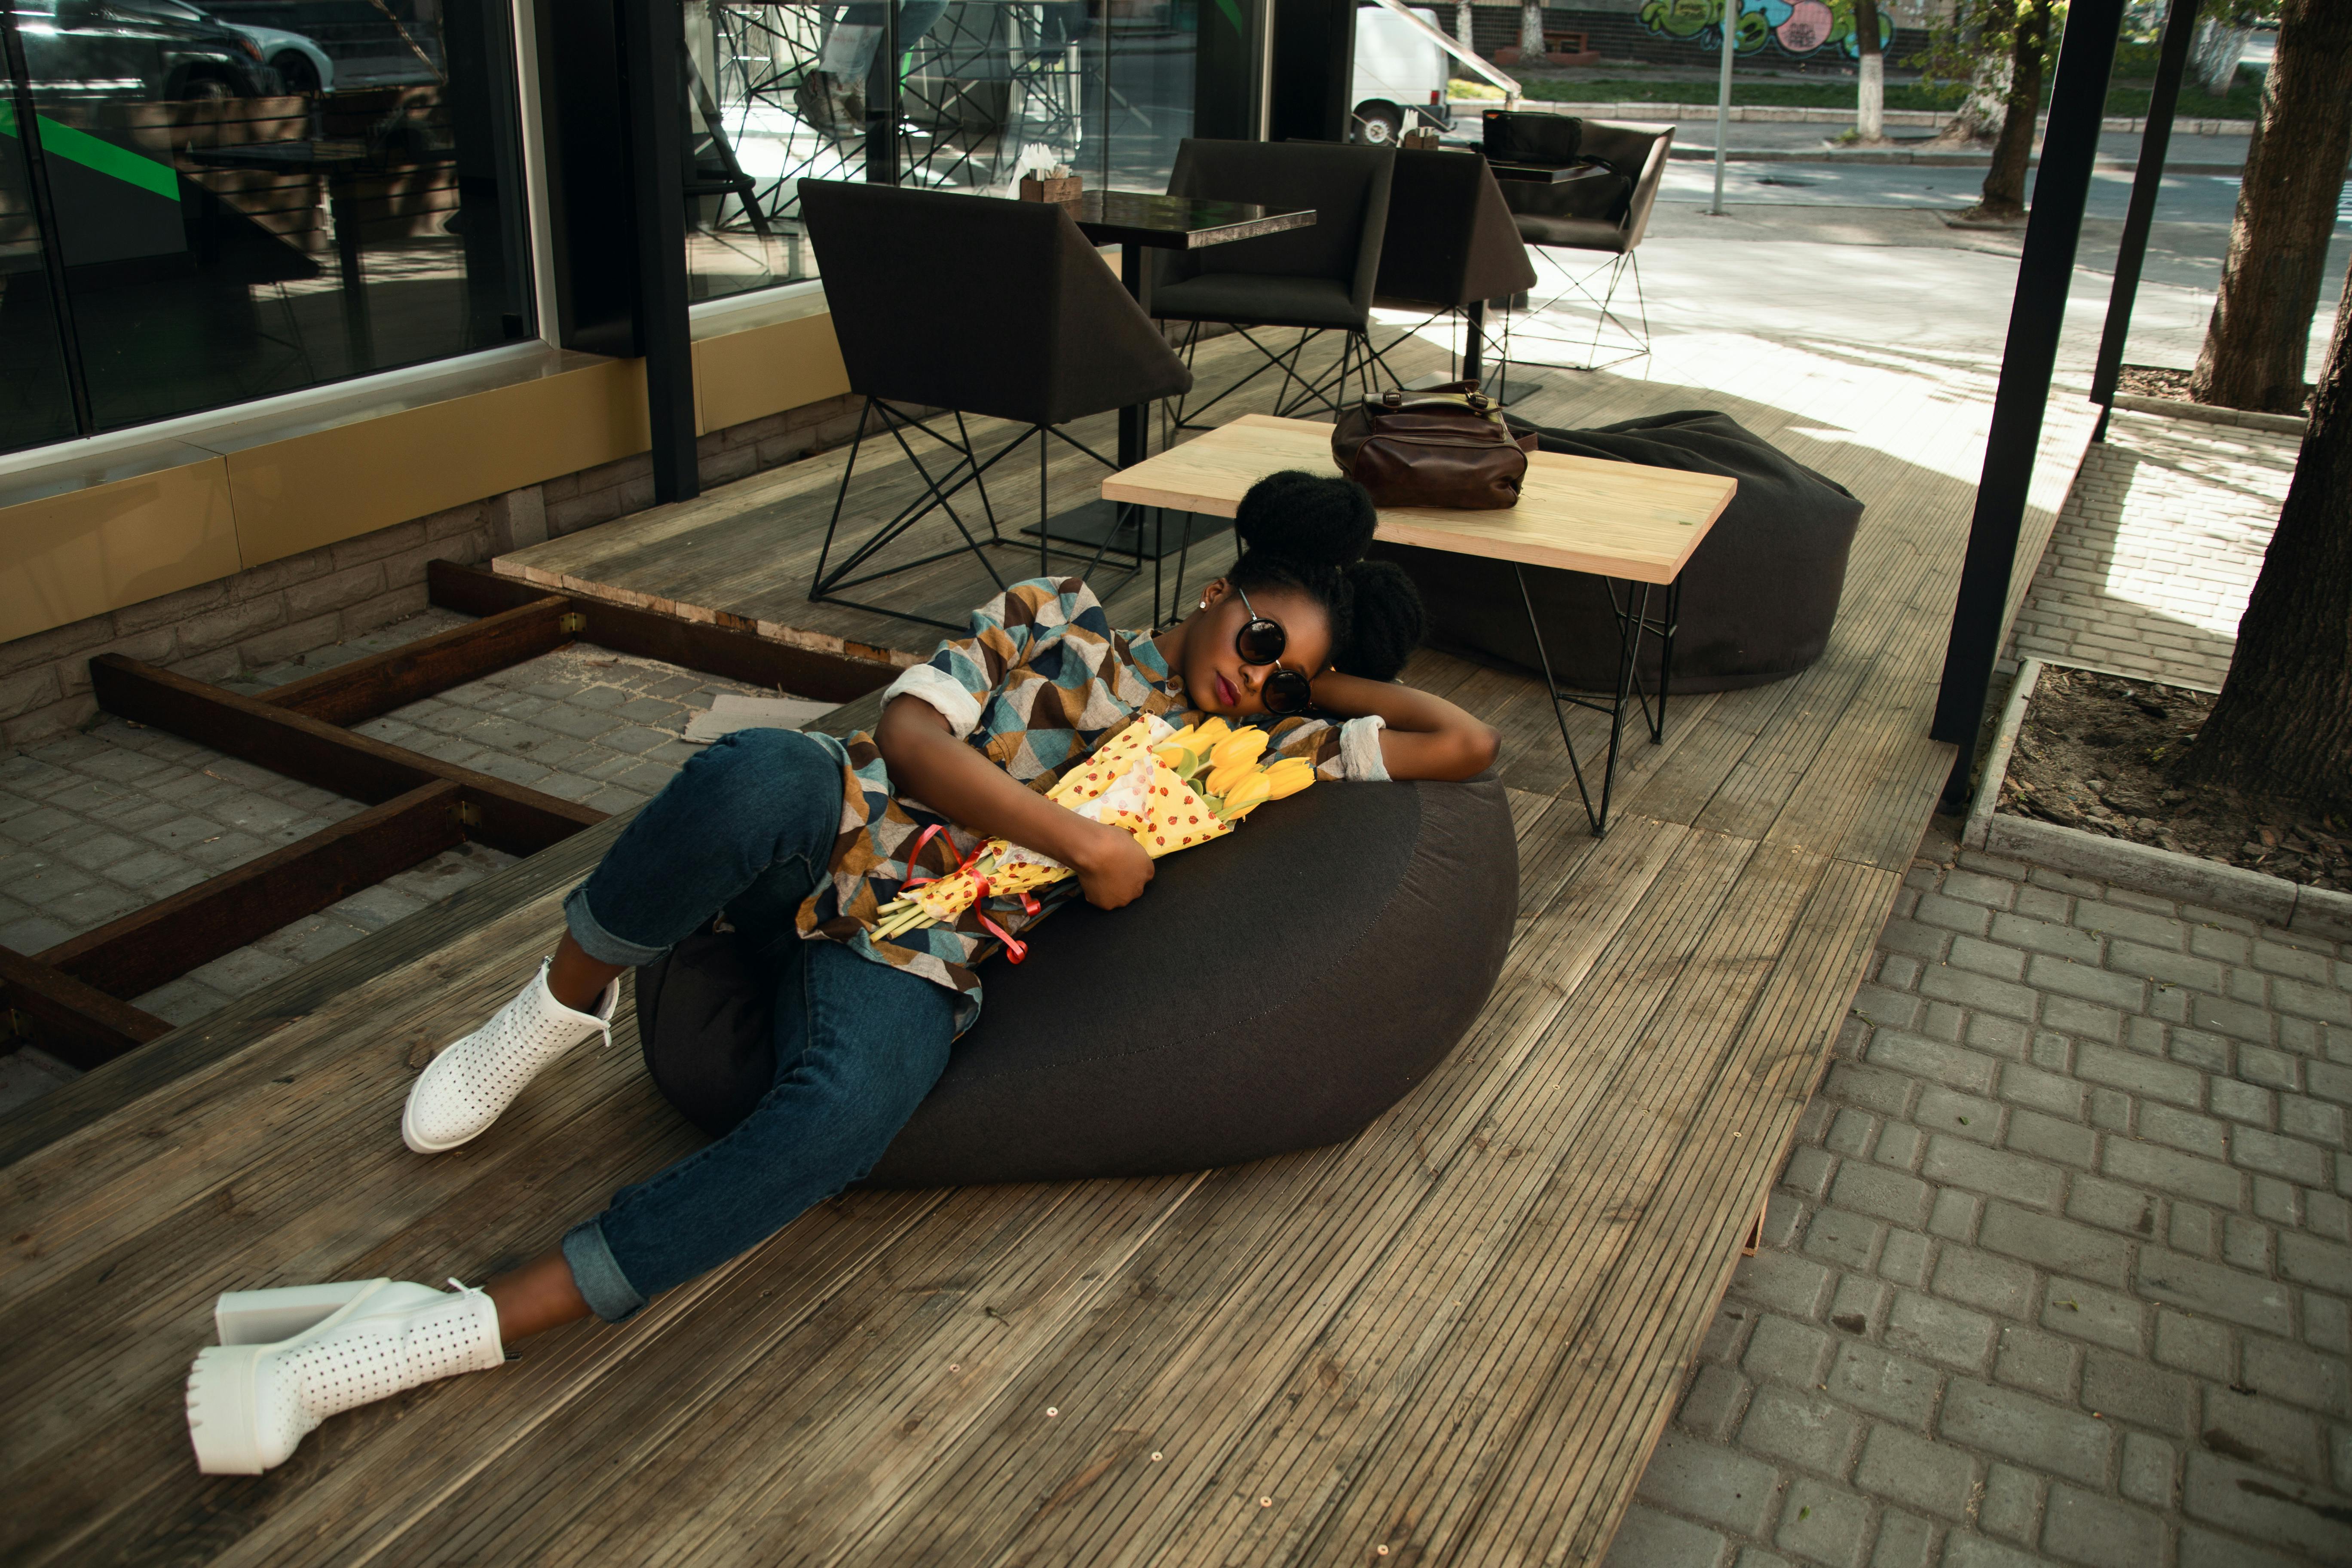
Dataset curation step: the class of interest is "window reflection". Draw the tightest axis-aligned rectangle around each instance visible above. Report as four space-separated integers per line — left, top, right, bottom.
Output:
684 0 1195 303
3 0 527 435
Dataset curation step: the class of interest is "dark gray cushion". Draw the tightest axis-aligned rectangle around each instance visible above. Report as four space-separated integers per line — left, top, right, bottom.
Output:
637 774 1517 1187
1368 410 1864 694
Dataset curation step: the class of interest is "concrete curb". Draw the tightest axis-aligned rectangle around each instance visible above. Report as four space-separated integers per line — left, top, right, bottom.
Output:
1474 100 2256 135
2110 394 2309 436
1967 657 2349 943
1985 815 2352 944
1662 146 2240 174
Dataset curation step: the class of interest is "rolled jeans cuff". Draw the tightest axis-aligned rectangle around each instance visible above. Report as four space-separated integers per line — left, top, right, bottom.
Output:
561 1218 649 1323
564 884 667 968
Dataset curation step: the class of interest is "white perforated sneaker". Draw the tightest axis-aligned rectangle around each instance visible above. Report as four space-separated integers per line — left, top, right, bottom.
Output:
401 959 617 1154
185 1278 504 1474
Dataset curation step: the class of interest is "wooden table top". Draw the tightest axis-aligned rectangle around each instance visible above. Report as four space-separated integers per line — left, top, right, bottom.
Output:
1100 413 1736 585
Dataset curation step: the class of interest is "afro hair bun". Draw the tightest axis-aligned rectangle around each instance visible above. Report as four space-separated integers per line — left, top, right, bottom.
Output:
1233 470 1377 570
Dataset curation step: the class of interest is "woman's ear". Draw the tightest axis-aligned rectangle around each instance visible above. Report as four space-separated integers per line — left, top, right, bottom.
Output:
1196 577 1233 614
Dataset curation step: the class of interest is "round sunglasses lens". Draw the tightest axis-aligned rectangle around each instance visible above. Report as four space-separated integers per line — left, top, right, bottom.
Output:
1236 619 1286 666
1266 671 1314 713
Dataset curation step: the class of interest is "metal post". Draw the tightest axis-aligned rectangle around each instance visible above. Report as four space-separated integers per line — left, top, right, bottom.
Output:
1708 0 1736 215
619 0 698 503
2090 0 2199 437
1928 0 2126 810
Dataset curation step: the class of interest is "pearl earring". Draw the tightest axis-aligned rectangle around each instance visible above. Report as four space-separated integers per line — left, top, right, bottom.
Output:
1197 598 1207 610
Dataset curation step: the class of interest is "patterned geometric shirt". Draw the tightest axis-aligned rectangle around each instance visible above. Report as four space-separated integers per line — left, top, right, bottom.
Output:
794 577 1391 1033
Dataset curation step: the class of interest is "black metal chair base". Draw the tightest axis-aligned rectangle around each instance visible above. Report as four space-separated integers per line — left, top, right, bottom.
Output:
1512 562 1681 838
1495 251 1651 397
809 396 1142 631
1164 322 1375 434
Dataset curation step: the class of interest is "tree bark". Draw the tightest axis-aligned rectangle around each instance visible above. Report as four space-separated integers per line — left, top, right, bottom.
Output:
2187 0 2352 414
2172 260 2352 819
1855 0 1884 141
1971 0 2050 220
1520 0 1544 57
2190 15 2252 95
1457 0 1476 54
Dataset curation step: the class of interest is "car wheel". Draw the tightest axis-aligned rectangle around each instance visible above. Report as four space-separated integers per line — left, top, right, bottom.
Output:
273 52 322 95
1351 100 1403 146
183 74 234 102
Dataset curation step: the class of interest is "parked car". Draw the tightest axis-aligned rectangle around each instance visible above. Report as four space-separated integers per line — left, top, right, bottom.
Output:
9 0 272 100
1351 4 1452 145
213 11 335 92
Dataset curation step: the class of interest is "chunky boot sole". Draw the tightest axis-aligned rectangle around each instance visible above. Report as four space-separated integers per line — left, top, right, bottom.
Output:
187 1280 401 1474
401 1095 476 1155
215 1280 390 1346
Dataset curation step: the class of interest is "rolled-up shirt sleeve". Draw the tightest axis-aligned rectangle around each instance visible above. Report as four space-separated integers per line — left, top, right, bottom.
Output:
1262 713 1390 781
880 583 1049 739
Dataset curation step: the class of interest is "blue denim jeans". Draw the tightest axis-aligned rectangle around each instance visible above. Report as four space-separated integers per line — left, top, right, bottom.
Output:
557 727 955 1322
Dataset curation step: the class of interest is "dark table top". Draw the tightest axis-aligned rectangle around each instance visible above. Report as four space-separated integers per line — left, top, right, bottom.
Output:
186 139 453 175
1065 190 1315 249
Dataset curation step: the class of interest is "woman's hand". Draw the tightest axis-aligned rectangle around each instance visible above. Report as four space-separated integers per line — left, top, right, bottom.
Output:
878 696 1160 908
1067 818 1155 910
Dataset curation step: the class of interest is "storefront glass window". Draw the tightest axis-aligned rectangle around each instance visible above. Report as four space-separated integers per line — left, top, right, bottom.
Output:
683 0 1195 303
0 0 532 441
0 72 81 453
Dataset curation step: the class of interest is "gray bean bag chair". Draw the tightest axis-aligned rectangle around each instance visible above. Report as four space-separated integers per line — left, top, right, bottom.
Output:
1367 410 1864 694
635 774 1516 1187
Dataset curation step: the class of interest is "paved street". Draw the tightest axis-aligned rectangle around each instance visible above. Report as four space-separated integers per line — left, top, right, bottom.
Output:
1609 835 2352 1568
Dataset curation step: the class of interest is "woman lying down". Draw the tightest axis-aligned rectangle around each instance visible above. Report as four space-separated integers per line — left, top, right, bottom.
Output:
184 472 1498 1474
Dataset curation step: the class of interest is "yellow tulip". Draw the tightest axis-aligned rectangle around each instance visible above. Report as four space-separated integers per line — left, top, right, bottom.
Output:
1204 760 1258 799
1192 717 1232 748
1158 724 1197 750
1209 728 1269 770
1263 758 1316 799
1216 774 1273 819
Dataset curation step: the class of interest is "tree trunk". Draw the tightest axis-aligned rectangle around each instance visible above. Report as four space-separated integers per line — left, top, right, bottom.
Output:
1972 0 2049 220
1856 0 1884 141
2190 15 2253 96
2187 0 2352 414
1457 0 1476 54
2171 259 2352 818
1520 0 1544 57
1936 47 2012 144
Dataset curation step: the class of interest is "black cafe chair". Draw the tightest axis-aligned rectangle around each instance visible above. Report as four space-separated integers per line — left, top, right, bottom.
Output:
1483 112 1674 376
1151 138 1394 431
1364 146 1537 393
798 180 1194 632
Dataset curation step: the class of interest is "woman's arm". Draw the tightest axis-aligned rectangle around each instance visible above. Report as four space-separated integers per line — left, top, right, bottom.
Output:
875 696 1155 909
1306 672 1500 782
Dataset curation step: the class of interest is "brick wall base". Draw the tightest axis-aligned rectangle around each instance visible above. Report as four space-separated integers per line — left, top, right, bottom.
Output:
0 391 868 750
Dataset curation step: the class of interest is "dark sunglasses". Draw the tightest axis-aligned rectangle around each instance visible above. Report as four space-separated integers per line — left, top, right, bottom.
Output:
1231 585 1316 715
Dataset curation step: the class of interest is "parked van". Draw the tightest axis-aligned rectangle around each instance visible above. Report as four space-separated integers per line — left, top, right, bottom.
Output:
1350 4 1451 145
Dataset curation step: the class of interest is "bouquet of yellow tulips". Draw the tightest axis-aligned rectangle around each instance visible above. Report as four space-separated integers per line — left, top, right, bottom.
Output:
869 712 1317 947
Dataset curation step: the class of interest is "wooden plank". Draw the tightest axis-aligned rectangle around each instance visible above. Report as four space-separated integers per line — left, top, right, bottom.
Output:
429 560 903 705
33 782 466 1004
89 656 606 858
0 946 172 1071
260 598 576 726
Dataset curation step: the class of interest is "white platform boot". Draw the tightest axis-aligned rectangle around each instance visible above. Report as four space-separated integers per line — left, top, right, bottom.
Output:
402 958 617 1154
186 1278 505 1474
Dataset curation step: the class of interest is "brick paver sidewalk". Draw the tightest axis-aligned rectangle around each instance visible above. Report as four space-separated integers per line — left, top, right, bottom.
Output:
2008 408 2297 693
1611 835 2352 1568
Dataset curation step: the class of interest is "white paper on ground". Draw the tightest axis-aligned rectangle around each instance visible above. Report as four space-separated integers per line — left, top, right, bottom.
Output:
683 693 840 742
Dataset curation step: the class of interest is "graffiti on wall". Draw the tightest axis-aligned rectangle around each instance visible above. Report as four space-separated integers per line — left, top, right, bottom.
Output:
1635 0 1896 60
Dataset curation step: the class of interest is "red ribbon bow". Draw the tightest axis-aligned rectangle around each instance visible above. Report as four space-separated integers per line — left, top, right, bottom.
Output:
893 823 1034 963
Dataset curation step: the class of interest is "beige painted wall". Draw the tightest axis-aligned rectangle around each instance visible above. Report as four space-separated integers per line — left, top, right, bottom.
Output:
0 310 852 646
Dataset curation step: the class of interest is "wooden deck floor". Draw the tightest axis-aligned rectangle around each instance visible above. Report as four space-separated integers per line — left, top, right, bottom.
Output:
0 322 2101 1565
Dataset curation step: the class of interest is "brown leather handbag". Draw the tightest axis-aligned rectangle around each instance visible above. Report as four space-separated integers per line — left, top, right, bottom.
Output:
1329 382 1539 510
